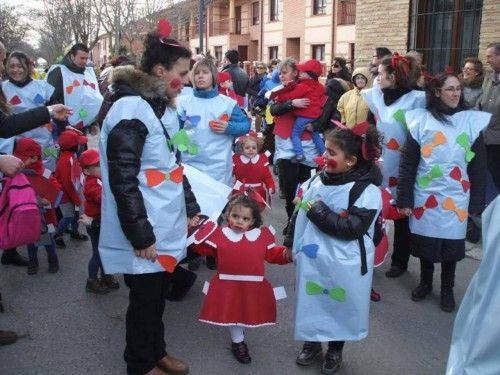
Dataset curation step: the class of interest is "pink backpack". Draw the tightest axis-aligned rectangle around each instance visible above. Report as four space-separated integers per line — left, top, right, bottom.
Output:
0 173 41 249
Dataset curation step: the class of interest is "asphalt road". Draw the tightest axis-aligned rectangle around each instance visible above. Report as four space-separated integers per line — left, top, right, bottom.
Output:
0 189 481 375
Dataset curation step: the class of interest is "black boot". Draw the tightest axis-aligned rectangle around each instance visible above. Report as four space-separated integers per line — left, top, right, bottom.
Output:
231 341 251 364
440 261 456 312
48 255 59 273
440 287 456 312
411 259 433 301
1 249 29 266
322 347 343 375
296 341 322 366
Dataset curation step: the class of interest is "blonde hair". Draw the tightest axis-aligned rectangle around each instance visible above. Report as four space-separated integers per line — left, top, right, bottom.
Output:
191 57 218 88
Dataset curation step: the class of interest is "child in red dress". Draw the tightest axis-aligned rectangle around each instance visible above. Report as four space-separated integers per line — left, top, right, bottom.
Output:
191 195 291 364
232 133 276 208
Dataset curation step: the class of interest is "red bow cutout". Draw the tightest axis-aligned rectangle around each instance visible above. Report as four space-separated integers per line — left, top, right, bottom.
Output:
209 113 230 129
157 19 182 48
449 166 470 192
386 138 401 151
413 194 438 220
388 176 398 187
83 79 96 90
391 52 410 79
145 166 184 187
157 255 177 272
233 180 269 210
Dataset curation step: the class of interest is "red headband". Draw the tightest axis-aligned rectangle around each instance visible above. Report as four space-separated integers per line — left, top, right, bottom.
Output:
391 52 410 79
332 120 377 161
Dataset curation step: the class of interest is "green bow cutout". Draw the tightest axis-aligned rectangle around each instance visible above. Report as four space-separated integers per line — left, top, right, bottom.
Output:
43 147 59 158
168 129 199 155
79 108 88 119
306 281 346 302
456 133 475 162
393 109 408 132
418 164 443 188
293 198 312 214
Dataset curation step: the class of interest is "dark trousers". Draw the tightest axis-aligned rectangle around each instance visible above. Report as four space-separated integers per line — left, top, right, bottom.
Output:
486 144 500 199
419 258 457 289
279 159 315 219
86 224 103 280
123 271 172 374
390 217 411 269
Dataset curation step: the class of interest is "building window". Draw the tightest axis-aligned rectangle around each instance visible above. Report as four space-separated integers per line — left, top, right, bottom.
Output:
252 2 260 25
214 46 223 62
269 46 279 60
338 0 356 25
409 0 483 74
270 0 279 21
312 44 325 61
313 0 326 15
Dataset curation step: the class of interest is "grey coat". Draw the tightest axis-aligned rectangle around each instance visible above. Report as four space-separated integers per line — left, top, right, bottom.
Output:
480 71 500 144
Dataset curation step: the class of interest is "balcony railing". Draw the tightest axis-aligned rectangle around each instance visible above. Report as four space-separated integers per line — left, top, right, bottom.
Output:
190 18 252 38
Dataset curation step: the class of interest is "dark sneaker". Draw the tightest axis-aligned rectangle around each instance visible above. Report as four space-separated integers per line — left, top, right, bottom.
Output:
322 349 342 374
0 330 18 346
54 236 66 249
205 256 216 270
27 260 39 275
48 256 59 273
296 341 322 366
440 288 456 312
411 284 433 301
385 266 407 278
1 249 29 266
231 341 251 364
188 257 202 271
86 279 109 294
100 274 120 290
70 232 88 241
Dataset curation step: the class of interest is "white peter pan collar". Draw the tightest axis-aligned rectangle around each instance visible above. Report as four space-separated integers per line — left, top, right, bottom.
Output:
240 154 261 164
221 227 261 242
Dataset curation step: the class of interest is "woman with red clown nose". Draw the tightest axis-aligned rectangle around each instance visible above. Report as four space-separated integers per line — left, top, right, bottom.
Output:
99 20 201 375
284 123 383 374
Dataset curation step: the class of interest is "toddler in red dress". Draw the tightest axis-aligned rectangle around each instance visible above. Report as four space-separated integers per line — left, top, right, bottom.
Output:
191 195 291 364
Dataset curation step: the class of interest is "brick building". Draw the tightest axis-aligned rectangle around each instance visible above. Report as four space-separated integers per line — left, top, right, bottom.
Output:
356 0 500 73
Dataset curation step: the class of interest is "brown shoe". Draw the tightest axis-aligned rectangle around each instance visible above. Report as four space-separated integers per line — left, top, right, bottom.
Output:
0 330 18 346
156 355 189 374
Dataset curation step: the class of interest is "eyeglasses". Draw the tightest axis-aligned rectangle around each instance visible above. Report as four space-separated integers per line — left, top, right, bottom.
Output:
462 67 475 72
332 64 340 68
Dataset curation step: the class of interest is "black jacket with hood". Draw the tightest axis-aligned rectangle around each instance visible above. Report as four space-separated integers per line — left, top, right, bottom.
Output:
105 66 200 250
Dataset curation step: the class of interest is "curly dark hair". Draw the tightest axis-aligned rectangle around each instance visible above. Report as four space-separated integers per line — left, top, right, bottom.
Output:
224 194 263 228
325 125 382 166
140 33 191 74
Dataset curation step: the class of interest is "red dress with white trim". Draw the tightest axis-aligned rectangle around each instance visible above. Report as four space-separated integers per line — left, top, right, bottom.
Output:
192 225 288 327
232 153 276 202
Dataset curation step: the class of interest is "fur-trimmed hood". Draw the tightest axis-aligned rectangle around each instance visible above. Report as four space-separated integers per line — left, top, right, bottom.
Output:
110 65 175 107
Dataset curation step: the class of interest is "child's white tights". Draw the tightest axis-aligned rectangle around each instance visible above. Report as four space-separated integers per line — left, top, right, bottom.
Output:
229 325 245 343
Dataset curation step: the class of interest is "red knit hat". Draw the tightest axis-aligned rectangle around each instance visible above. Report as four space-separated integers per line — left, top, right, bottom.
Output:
217 71 232 85
58 129 88 150
296 59 323 77
13 137 42 161
79 149 100 168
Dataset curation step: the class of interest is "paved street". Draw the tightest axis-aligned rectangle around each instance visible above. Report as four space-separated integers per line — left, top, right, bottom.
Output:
0 191 482 375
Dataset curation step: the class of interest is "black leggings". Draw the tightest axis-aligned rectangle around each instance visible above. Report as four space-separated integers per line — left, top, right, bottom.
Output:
279 159 315 219
419 258 457 288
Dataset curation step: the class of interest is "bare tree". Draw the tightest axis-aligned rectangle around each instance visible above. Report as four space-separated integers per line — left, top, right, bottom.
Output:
0 4 29 51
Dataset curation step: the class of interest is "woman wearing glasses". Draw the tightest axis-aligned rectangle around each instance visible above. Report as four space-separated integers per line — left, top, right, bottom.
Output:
459 57 484 108
326 57 352 87
397 73 489 312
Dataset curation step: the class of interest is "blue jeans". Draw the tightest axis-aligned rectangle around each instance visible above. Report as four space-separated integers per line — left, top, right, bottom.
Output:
55 215 78 237
86 223 104 280
291 116 325 157
27 239 57 262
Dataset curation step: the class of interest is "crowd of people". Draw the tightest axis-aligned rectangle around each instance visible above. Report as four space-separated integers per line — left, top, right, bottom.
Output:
1 21 499 375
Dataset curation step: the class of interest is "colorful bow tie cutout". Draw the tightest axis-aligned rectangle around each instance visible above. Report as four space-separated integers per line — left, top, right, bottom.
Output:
442 197 468 222
145 166 184 187
295 244 319 259
449 166 470 192
43 147 59 158
79 108 88 119
386 138 401 151
456 132 475 162
306 281 346 302
180 113 201 126
156 254 177 272
388 176 398 187
421 131 446 158
83 79 96 90
293 197 312 214
9 95 21 105
418 164 443 188
65 79 81 94
33 93 45 105
209 113 230 129
73 120 85 129
168 129 198 155
413 194 438 219
43 123 54 132
393 109 408 132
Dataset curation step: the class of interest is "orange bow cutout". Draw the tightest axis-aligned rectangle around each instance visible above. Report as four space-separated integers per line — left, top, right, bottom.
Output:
421 131 446 158
157 255 177 273
386 138 401 151
209 113 230 129
442 197 467 222
65 79 81 94
145 166 184 187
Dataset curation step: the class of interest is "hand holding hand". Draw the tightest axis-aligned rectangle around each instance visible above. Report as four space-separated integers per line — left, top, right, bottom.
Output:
135 243 157 261
48 104 73 121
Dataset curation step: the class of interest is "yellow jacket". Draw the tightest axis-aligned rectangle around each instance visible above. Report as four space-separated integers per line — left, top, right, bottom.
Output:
337 67 371 128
